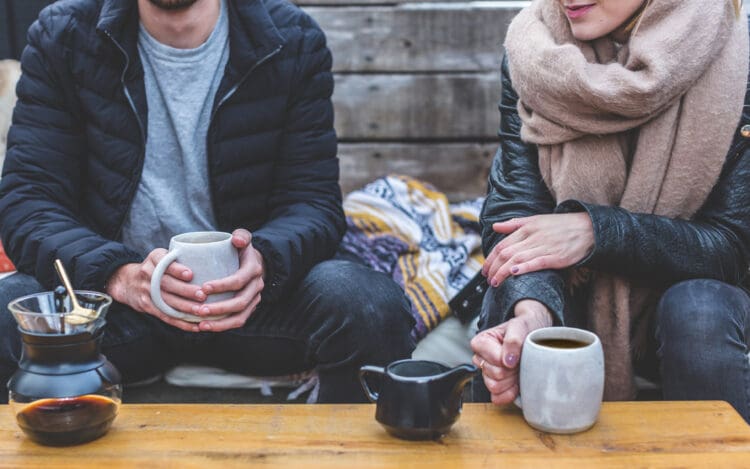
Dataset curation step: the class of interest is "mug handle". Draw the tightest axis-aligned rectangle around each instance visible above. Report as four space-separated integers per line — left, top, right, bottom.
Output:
150 248 183 318
358 365 385 402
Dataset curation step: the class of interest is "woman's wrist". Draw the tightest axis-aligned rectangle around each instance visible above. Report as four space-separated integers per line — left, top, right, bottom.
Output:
514 299 554 329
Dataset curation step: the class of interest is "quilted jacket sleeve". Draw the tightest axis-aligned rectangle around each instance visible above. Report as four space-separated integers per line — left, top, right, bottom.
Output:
251 19 345 304
480 56 566 325
0 9 142 290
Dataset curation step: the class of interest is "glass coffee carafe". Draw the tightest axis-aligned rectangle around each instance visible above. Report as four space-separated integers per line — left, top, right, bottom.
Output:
7 290 122 446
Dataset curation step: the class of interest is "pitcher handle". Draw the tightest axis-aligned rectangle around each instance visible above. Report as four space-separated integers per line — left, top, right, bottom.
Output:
358 365 384 402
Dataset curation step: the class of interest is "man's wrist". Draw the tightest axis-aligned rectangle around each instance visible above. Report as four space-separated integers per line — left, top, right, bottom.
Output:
105 263 134 302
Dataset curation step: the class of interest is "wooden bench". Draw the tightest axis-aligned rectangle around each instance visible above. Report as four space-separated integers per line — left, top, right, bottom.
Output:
303 0 524 201
0 0 527 398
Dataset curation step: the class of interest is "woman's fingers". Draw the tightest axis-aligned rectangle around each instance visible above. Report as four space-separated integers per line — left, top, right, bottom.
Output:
483 213 595 281
483 372 518 395
508 255 561 277
490 384 520 405
483 226 527 276
471 327 506 367
485 238 540 286
498 316 532 368
492 218 531 234
487 246 547 287
477 357 519 382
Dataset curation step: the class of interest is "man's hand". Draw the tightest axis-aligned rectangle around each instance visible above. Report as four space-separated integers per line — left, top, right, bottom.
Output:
471 300 553 405
106 249 204 332
194 228 265 332
481 213 594 288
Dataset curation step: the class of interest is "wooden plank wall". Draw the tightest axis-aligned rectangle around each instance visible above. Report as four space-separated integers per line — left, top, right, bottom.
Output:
296 0 527 200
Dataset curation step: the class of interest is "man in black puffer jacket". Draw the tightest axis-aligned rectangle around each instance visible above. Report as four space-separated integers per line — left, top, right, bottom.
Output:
0 0 415 403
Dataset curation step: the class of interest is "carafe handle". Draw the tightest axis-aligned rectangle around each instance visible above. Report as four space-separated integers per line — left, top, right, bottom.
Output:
358 365 384 402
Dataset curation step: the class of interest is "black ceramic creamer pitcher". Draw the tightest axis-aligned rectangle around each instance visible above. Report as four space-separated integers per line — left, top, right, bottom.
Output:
359 359 477 440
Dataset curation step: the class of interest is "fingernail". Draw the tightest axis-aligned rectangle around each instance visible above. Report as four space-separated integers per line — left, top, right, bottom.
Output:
195 290 206 301
191 305 199 314
200 306 210 315
490 278 499 287
504 353 518 367
511 266 519 274
203 285 214 294
182 270 191 280
201 322 211 331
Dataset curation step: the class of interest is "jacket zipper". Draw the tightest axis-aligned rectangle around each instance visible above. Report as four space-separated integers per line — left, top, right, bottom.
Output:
206 44 284 223
103 29 283 235
102 30 147 241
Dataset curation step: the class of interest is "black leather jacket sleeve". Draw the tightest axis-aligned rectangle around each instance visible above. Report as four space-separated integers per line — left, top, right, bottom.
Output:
480 56 566 325
484 55 750 310
555 50 750 287
557 124 750 287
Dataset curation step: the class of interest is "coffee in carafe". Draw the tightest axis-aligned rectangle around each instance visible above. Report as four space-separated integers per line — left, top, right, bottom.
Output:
7 290 122 446
15 395 119 446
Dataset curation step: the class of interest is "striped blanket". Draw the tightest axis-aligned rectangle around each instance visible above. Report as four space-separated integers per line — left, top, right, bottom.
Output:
340 175 485 341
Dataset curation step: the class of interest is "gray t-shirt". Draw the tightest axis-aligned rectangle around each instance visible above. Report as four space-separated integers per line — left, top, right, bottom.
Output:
121 0 229 256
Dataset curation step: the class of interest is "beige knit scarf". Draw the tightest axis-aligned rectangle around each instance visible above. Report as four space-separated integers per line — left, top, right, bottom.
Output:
505 0 748 400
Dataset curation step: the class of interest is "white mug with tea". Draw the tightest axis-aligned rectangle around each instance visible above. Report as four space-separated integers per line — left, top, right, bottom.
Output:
515 327 604 434
150 231 239 322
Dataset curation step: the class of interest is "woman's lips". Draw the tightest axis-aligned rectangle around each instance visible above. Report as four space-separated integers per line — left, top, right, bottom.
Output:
565 4 595 20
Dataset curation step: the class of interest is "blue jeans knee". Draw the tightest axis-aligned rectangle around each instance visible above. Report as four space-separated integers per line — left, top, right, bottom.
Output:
655 279 750 422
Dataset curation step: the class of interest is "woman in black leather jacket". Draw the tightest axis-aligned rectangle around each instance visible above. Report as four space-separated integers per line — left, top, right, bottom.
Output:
471 0 750 423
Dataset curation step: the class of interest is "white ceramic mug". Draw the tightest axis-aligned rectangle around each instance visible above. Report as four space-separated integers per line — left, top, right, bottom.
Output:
150 231 239 322
515 327 604 434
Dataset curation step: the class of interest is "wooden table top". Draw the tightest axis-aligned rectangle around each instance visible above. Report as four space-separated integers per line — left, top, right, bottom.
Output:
1 401 749 468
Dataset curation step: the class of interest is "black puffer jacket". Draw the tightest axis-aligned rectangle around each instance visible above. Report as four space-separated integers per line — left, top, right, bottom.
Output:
480 55 750 325
0 0 344 304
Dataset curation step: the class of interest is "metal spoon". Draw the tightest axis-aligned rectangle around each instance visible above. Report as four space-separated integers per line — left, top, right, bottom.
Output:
53 259 98 325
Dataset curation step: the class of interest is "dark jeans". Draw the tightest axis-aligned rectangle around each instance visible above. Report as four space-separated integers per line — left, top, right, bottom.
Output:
473 278 750 424
0 260 416 403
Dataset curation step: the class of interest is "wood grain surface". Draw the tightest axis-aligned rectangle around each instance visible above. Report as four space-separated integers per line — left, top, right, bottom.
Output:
333 73 500 140
1 402 749 468
306 5 518 73
296 0 530 7
339 142 495 200
298 1 523 197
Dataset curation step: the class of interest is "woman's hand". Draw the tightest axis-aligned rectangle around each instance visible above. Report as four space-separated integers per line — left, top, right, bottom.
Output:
471 300 553 405
482 213 594 287
106 250 203 332
194 228 266 332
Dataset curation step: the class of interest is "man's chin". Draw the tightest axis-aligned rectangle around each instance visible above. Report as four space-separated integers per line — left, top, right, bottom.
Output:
146 0 200 11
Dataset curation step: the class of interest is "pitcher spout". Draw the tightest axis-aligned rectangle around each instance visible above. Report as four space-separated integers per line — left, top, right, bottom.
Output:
440 363 478 399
